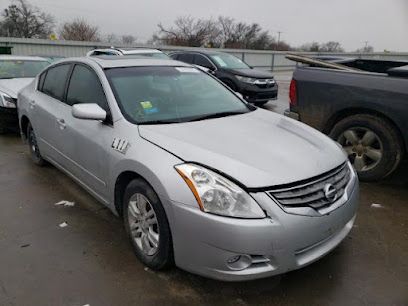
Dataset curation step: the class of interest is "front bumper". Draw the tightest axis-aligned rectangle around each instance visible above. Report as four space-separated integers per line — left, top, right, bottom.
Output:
169 179 359 281
0 106 18 132
239 83 278 104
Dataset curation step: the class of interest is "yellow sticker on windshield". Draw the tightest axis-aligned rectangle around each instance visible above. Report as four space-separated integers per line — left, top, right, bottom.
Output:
140 101 153 109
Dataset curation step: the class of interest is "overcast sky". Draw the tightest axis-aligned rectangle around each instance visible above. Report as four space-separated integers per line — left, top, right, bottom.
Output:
26 0 408 51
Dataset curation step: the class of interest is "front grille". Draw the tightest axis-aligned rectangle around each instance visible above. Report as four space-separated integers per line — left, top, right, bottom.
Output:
268 163 351 211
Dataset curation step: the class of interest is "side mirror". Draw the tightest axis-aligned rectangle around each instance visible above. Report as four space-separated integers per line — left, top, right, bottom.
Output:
72 103 106 121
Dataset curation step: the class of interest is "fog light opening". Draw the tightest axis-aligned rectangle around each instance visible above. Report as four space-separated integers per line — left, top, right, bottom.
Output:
226 254 252 271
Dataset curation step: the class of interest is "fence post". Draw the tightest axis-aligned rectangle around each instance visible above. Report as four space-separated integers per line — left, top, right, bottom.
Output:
271 53 275 71
241 52 245 61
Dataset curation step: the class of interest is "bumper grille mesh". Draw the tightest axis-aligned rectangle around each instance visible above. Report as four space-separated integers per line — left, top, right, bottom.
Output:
268 163 351 210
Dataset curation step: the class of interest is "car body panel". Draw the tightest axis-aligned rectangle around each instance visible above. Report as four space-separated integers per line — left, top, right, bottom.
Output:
290 67 408 151
139 108 346 188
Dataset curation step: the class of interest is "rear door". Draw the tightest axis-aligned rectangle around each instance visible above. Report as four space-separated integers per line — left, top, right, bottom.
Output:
31 63 72 162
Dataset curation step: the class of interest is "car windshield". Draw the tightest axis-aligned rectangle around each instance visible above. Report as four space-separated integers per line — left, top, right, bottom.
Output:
209 53 249 69
105 66 251 124
0 60 49 79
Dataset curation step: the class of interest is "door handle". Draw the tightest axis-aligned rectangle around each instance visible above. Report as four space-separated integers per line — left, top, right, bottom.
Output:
56 118 66 130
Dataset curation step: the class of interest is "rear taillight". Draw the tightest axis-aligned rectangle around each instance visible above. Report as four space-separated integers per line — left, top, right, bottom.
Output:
289 79 297 107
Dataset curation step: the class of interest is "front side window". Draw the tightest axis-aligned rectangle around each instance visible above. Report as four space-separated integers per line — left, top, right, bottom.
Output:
0 60 49 79
66 65 108 110
178 54 194 64
194 55 215 69
105 66 251 125
42 64 71 101
210 53 249 69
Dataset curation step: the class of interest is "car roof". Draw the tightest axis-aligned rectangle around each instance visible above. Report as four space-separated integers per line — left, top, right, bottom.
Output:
0 55 50 61
171 50 223 56
90 48 164 55
61 56 191 69
118 48 163 54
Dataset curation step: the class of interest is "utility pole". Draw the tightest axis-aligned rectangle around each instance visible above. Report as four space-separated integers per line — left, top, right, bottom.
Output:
276 31 282 51
364 41 369 51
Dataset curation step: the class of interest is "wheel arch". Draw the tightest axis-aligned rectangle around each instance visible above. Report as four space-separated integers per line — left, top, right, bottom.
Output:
114 170 151 218
324 107 406 153
20 115 30 140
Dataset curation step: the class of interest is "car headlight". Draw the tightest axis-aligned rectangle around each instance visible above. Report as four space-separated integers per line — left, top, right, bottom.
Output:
0 91 16 108
175 163 266 219
236 75 257 84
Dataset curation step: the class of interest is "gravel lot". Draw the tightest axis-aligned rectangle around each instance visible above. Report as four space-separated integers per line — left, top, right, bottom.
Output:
0 72 407 306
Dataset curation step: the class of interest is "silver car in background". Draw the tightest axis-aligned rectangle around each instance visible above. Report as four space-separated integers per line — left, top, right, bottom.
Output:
18 57 359 281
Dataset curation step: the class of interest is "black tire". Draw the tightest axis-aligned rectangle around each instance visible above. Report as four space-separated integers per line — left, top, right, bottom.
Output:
123 178 173 270
27 122 46 166
329 114 403 181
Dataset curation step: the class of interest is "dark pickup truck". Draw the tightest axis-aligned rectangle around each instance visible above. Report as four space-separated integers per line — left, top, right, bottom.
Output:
285 57 408 181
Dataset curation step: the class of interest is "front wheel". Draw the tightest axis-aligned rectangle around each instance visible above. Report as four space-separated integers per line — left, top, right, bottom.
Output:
329 114 403 181
123 179 173 270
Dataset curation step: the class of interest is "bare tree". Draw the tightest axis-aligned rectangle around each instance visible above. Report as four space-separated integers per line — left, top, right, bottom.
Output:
356 45 374 53
0 0 54 38
121 35 136 45
320 41 344 52
297 42 320 52
104 33 119 44
59 18 99 41
157 16 218 47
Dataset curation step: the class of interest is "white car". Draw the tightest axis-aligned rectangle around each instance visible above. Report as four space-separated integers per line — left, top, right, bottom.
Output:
0 55 50 133
86 47 170 59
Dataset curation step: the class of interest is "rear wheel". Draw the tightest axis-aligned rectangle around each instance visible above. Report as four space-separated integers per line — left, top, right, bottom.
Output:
123 178 173 270
330 114 403 181
27 122 45 166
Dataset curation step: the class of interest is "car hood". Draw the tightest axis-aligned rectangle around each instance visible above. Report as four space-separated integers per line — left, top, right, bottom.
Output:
0 78 34 98
139 109 346 188
226 68 274 79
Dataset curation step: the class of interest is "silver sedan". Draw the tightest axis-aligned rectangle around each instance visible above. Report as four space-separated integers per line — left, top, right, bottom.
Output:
18 57 359 281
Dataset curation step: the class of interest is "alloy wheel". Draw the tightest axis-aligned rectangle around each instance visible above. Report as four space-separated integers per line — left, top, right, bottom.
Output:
337 127 383 172
127 193 160 256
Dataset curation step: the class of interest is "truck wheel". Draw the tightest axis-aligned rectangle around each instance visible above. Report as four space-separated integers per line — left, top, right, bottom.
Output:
27 122 46 166
329 114 403 181
123 178 173 270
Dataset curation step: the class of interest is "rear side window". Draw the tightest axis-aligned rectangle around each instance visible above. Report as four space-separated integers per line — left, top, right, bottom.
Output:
42 64 71 101
66 65 108 110
178 53 194 64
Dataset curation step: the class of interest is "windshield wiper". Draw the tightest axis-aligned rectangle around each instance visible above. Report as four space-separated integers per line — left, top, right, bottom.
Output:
138 119 182 125
185 111 248 122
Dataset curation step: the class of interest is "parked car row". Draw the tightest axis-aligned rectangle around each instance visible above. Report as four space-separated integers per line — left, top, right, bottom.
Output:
86 48 279 106
13 55 358 281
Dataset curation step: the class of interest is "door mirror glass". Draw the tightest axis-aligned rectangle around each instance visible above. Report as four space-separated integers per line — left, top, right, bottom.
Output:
72 103 106 121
